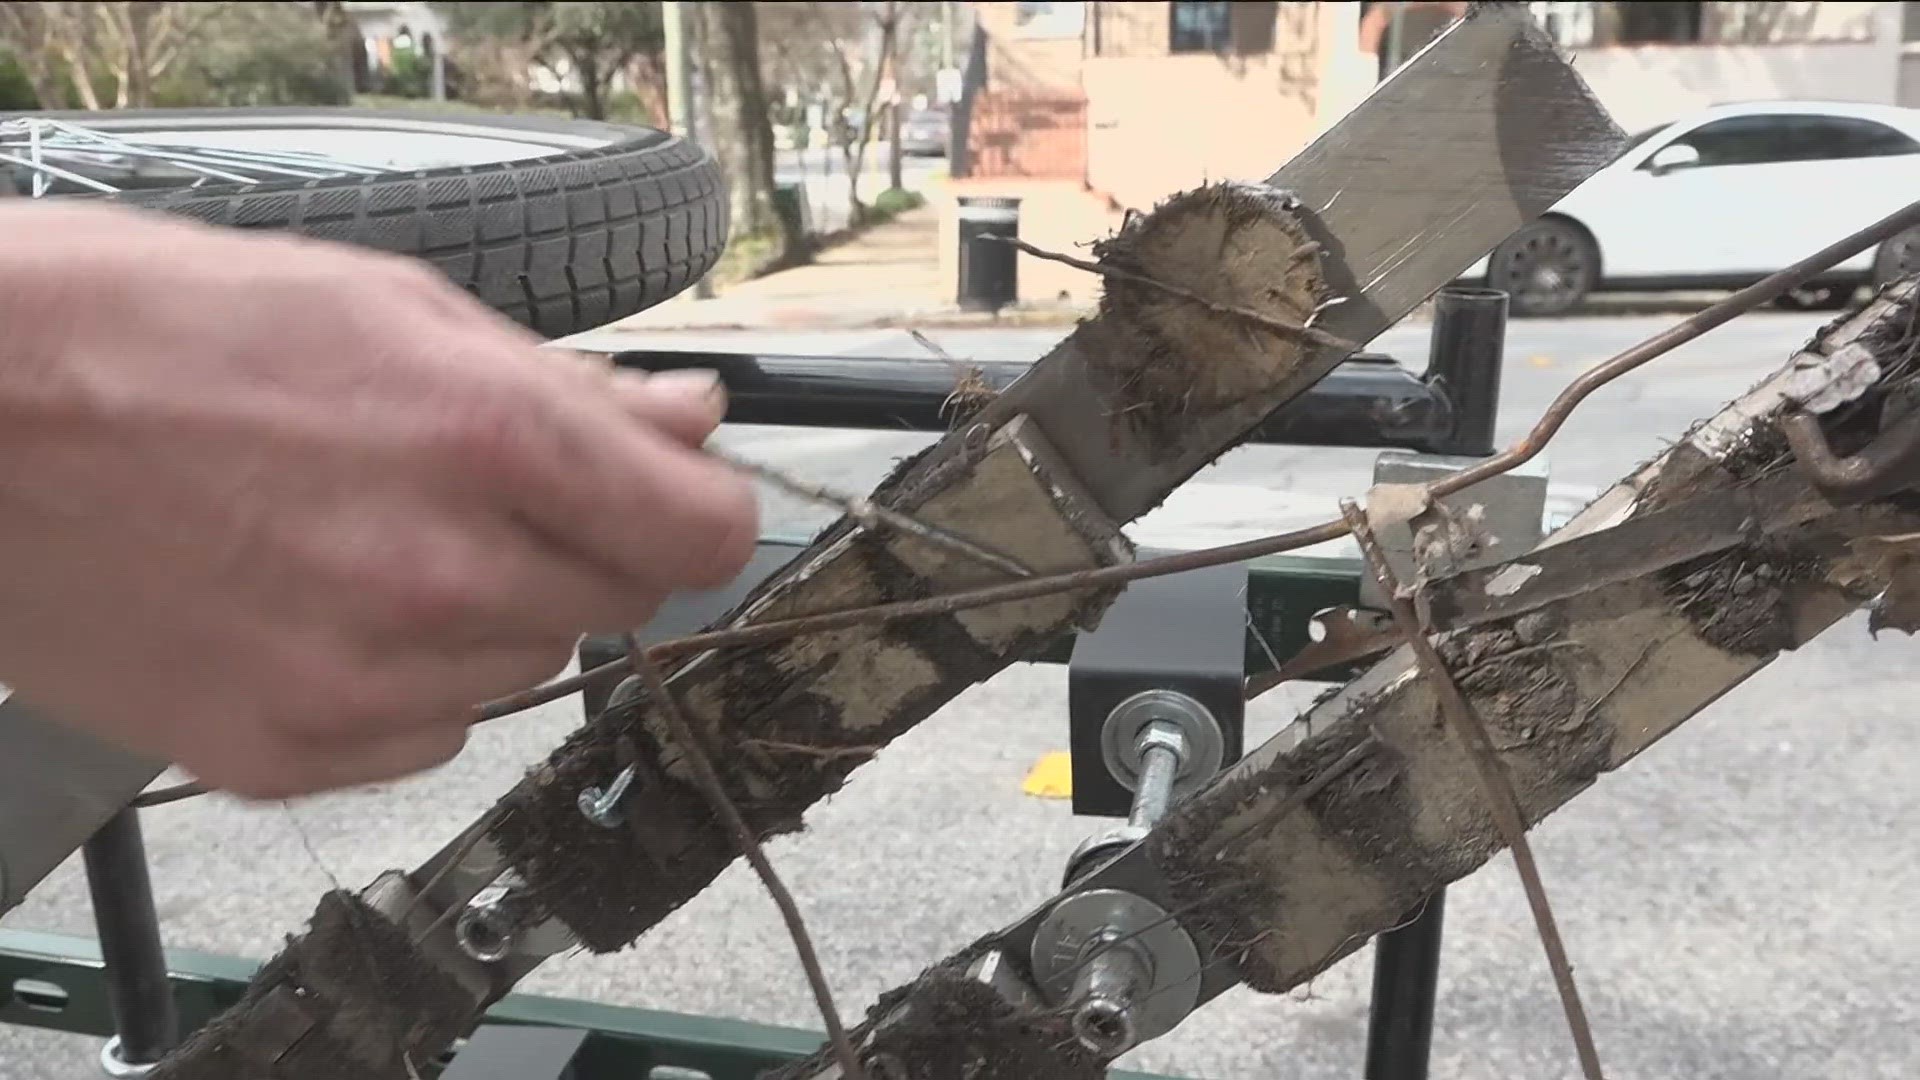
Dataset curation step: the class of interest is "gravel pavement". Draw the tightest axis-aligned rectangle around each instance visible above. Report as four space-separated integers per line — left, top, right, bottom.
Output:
7 312 1919 1080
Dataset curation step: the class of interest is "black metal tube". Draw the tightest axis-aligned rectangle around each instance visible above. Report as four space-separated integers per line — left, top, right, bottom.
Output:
81 808 178 1065
1363 889 1446 1080
613 350 1453 450
1424 287 1508 456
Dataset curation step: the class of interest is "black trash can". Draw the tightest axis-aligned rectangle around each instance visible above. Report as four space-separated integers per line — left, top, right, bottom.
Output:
956 195 1020 313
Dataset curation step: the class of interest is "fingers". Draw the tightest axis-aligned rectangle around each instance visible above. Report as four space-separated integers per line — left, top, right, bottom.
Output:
609 368 729 447
446 353 761 596
197 722 473 801
189 639 574 798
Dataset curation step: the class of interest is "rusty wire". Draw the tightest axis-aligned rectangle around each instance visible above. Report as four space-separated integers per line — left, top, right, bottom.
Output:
129 200 1920 814
471 197 1920 720
1340 500 1606 1079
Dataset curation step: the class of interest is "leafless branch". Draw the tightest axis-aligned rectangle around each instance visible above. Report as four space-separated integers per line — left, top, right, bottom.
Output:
710 447 1034 579
622 635 868 1080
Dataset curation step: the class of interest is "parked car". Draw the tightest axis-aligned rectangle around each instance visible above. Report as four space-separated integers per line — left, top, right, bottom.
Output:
1461 100 1920 316
900 107 950 157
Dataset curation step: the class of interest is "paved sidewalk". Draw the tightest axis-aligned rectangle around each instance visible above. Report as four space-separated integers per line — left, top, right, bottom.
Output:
568 205 1087 348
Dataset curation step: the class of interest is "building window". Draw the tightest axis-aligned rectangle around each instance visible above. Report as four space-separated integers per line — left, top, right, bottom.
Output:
1012 1 1086 40
1905 1 1920 42
1170 1 1233 53
1612 1 1704 44
1528 2 1597 48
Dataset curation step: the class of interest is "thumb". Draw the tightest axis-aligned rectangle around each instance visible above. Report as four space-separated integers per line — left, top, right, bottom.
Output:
611 368 729 447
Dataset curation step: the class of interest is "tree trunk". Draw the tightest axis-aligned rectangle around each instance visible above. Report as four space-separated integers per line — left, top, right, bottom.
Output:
887 100 903 193
626 52 670 128
844 1 898 226
698 1 794 264
573 49 606 119
310 0 364 97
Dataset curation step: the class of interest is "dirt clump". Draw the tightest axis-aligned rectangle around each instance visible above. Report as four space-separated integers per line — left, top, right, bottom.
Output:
1661 543 1825 656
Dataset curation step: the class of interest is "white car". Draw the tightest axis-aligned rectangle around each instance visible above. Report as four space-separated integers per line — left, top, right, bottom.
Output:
1461 100 1920 316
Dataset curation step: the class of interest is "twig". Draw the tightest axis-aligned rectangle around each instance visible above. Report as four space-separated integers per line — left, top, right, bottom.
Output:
909 329 995 422
1338 501 1605 1080
1579 638 1662 724
710 447 1033 579
621 634 868 1080
743 739 879 762
987 234 1361 354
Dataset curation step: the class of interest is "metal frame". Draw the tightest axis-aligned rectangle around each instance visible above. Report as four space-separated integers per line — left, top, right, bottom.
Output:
0 288 1507 1078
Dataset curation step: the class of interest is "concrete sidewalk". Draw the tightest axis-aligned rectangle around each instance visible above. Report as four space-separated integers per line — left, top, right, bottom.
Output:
572 204 1088 346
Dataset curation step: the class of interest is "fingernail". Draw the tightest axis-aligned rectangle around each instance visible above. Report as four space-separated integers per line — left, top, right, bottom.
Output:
650 368 725 404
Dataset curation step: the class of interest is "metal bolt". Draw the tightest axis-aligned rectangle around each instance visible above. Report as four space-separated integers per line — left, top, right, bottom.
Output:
1127 721 1188 831
1067 931 1154 1056
577 764 637 828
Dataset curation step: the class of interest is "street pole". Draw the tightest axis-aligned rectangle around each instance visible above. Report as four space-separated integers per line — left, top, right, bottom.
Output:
662 0 714 298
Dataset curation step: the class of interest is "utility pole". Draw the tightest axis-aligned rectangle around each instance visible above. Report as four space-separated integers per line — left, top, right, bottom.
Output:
662 0 713 298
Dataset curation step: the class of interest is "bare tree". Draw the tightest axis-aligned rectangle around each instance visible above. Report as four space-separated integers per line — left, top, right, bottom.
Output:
697 1 800 267
436 2 661 120
0 1 226 109
759 0 900 225
309 0 365 97
0 3 75 107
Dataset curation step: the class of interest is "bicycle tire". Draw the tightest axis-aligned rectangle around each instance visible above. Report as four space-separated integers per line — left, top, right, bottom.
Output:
8 107 728 337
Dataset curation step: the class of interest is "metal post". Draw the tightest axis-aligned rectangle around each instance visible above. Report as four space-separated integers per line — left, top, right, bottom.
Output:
1363 890 1446 1080
662 0 714 300
1425 286 1509 457
82 808 178 1074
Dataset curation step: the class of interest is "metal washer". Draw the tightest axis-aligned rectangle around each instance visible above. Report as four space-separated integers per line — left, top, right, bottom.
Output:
100 1037 157 1079
1099 689 1224 800
1028 888 1202 1049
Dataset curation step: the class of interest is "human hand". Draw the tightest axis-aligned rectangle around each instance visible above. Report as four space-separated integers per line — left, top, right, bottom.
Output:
0 203 757 798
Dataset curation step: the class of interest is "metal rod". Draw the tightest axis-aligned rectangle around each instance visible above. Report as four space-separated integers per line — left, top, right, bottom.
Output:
615 350 1454 450
81 808 179 1066
1127 742 1181 830
1364 890 1447 1080
1425 287 1508 457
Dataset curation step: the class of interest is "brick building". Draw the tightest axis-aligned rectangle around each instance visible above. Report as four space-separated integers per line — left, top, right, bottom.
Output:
939 1 1920 306
942 1 1374 304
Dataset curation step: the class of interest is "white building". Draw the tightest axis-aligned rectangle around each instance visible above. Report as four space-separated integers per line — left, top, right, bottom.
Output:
1524 1 1920 132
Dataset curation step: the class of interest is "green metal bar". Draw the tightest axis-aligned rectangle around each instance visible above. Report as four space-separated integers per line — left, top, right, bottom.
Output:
0 929 1182 1079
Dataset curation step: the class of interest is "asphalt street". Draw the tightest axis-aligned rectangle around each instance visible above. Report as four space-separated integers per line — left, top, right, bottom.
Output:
7 311 1920 1079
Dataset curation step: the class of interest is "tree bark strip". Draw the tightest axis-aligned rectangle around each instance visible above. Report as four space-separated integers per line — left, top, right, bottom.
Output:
765 281 1920 1079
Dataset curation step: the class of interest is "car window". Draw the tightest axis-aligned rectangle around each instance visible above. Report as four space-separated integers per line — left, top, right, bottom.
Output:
1653 113 1920 170
1660 115 1799 168
1786 116 1920 160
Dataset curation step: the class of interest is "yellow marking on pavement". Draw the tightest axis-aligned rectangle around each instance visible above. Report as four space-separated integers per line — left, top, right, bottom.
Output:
1022 751 1074 799
1529 354 1555 368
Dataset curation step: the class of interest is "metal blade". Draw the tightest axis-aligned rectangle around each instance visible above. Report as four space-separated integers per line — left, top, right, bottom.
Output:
993 4 1625 522
1265 471 1831 680
0 698 163 917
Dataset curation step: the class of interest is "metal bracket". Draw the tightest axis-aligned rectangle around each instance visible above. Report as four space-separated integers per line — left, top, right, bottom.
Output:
1067 562 1248 818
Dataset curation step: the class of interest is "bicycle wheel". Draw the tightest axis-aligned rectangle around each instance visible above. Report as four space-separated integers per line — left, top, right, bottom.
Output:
0 107 728 336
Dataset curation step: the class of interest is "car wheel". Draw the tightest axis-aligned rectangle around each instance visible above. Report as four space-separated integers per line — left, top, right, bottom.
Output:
1773 286 1856 312
1486 217 1597 318
1872 226 1920 290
